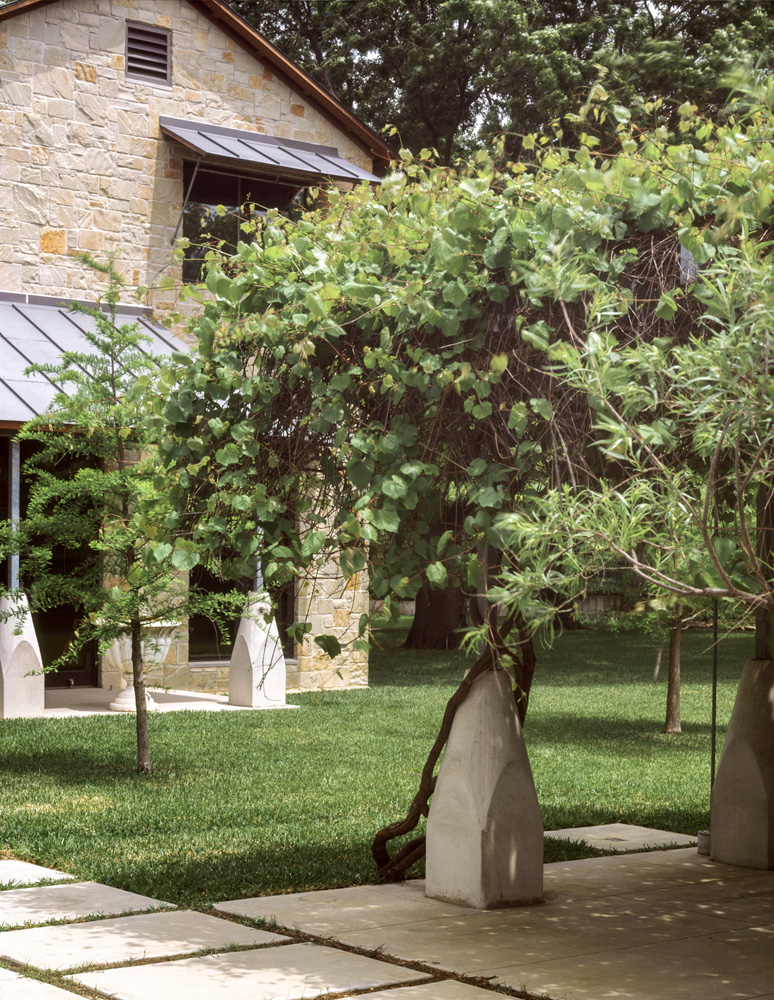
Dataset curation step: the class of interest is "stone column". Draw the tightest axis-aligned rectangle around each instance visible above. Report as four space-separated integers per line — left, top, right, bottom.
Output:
0 595 45 719
710 658 774 869
426 667 543 908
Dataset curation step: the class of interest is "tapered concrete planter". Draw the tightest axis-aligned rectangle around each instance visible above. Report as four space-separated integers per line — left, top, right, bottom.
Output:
228 594 286 708
0 595 45 719
711 658 774 869
426 667 543 908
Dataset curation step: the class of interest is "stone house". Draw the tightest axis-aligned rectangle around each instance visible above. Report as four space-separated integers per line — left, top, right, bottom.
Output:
0 0 392 711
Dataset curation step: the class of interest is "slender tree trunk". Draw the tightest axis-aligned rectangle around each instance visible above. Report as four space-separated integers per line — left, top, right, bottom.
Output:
132 614 151 773
663 614 682 734
653 635 663 681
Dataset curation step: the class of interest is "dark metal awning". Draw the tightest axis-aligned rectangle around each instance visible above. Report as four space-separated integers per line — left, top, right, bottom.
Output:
159 116 379 184
0 294 184 426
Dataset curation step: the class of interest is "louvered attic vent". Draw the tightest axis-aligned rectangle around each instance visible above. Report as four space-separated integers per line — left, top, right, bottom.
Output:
126 22 171 86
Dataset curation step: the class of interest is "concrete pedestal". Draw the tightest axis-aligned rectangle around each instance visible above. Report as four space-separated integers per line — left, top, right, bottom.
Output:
711 658 774 869
0 595 45 719
228 594 286 708
108 685 159 713
426 667 543 909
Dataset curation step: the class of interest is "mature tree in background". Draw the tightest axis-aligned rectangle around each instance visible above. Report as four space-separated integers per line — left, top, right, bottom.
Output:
231 0 774 160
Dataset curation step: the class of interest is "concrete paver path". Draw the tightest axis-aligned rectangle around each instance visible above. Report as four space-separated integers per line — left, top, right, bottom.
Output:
218 848 774 999
2 840 773 1000
0 975 78 998
0 863 74 889
0 882 171 930
0 910 287 971
70 942 430 1000
545 821 698 852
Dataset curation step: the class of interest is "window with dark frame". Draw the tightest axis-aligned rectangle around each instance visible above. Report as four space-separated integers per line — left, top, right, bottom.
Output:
126 22 171 86
181 163 304 283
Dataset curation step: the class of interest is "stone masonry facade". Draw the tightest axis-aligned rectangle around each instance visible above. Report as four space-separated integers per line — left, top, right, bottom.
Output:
0 0 372 694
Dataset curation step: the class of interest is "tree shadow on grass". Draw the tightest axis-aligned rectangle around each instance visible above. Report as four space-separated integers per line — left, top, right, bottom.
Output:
87 840 394 909
526 712 727 751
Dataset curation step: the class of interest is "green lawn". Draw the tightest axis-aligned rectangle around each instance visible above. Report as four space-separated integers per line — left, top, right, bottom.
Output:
0 624 749 907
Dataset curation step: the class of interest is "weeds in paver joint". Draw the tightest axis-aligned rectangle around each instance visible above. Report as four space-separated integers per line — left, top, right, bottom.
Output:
0 877 76 891
1 960 106 999
0 624 745 907
0 904 177 934
61 939 290 976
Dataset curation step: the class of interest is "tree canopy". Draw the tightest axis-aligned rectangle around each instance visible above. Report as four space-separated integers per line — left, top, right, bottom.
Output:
162 76 774 637
231 0 774 160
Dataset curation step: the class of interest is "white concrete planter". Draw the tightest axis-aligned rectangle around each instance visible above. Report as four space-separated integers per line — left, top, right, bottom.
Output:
711 658 774 869
0 595 45 719
108 685 159 713
103 622 178 713
228 593 286 708
426 667 544 908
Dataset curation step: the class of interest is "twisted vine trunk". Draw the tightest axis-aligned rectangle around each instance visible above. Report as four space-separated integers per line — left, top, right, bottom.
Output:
372 606 535 880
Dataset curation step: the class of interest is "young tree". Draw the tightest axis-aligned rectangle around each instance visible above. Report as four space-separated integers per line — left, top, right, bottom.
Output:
2 257 244 773
497 237 774 654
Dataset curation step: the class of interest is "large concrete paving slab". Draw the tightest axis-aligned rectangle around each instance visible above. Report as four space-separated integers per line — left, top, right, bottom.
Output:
545 822 697 852
215 883 465 935
337 894 746 976
70 941 430 999
0 910 289 971
0 975 83 998
213 849 774 998
622 871 774 923
0 863 74 888
0 882 171 929
489 922 774 1000
541 848 762 902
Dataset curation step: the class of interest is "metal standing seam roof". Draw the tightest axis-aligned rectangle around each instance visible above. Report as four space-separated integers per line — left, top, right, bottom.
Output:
0 294 185 426
159 116 380 184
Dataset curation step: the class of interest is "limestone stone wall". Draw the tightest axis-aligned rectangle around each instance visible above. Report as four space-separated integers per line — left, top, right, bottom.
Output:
290 561 369 692
0 0 374 310
1 0 372 695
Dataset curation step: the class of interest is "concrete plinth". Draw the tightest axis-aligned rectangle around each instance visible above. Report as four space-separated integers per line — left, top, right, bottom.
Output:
426 668 543 909
228 594 286 708
0 595 45 719
108 685 158 714
711 658 774 870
